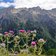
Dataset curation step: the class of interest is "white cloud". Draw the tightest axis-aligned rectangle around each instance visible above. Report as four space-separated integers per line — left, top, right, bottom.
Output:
14 0 56 10
0 2 14 7
0 0 56 10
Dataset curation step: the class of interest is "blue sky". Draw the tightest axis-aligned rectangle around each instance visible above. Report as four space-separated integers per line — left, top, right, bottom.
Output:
0 0 56 10
0 0 14 2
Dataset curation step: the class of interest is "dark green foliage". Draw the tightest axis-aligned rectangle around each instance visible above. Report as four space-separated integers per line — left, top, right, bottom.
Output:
46 49 56 56
28 47 34 53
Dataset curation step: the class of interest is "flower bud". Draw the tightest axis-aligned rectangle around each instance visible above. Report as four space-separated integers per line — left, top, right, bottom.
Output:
31 41 36 46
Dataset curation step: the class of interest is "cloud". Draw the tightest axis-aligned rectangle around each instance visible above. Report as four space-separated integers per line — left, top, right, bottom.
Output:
0 2 14 7
0 0 56 10
14 0 56 10
38 0 56 10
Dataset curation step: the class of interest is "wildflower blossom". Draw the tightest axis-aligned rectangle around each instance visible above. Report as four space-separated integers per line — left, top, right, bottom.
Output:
31 31 33 33
38 38 46 46
4 32 9 37
0 33 3 36
19 30 26 33
9 30 14 35
31 41 36 46
31 30 37 33
0 43 5 47
4 32 8 35
38 39 45 43
34 30 37 33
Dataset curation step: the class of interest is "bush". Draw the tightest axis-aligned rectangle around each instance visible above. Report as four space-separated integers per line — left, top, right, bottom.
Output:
47 49 56 56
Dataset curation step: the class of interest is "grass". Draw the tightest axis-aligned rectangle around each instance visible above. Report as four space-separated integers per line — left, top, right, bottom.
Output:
0 47 55 56
0 52 55 56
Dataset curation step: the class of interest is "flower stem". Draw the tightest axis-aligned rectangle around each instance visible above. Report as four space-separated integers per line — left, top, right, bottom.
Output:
7 37 9 56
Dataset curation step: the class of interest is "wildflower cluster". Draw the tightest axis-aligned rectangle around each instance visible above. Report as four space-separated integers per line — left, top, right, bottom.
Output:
0 30 46 55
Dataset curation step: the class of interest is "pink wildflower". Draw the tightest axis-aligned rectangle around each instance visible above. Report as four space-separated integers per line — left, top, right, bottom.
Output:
4 32 8 35
19 30 26 33
9 30 14 34
31 41 36 46
4 32 9 36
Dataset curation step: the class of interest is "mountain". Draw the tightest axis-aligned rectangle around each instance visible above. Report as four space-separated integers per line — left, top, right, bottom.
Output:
0 6 56 48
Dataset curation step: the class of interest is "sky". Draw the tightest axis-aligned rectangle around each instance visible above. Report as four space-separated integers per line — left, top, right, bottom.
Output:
0 0 56 10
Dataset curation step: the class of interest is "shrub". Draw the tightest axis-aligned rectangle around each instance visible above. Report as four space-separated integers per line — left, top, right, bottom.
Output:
47 49 56 56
